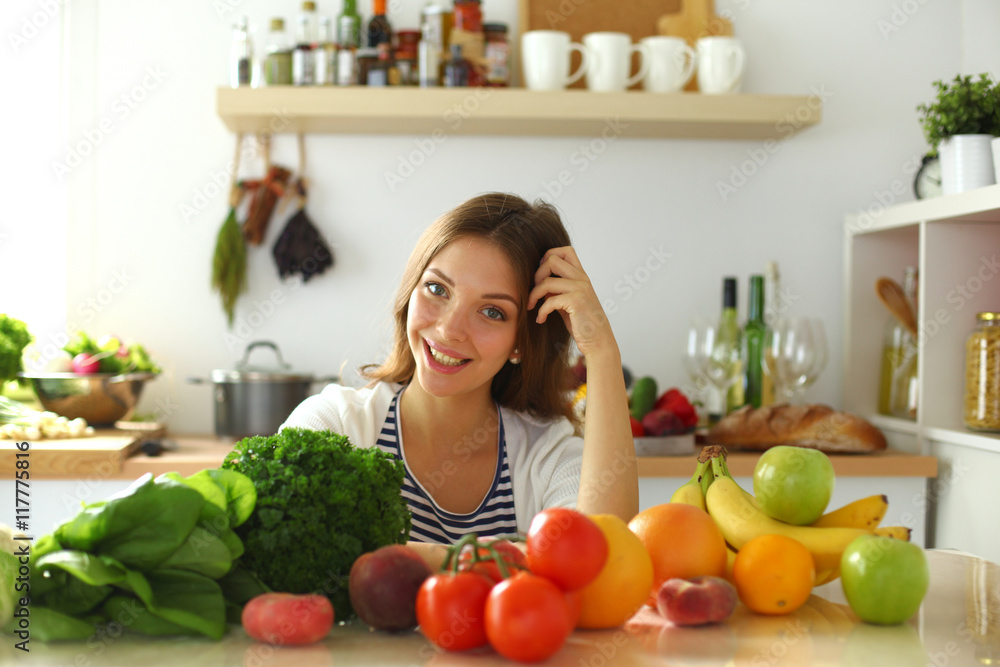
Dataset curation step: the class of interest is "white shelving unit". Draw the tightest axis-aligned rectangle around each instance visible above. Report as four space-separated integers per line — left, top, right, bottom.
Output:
844 184 1000 456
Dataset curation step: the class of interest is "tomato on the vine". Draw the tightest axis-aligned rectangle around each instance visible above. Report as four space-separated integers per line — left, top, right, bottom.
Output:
416 571 494 652
526 508 608 591
485 572 574 663
457 540 528 584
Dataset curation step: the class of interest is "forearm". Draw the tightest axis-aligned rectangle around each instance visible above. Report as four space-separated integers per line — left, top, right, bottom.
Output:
576 344 639 522
406 541 449 571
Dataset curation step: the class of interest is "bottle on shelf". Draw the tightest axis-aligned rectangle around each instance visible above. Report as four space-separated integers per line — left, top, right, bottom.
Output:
337 0 362 49
418 4 448 87
366 0 394 49
761 260 780 405
261 18 292 86
292 1 318 86
315 16 337 85
718 276 745 415
443 44 471 87
743 275 767 409
367 42 399 86
878 266 917 416
449 0 485 86
888 267 919 420
230 16 254 88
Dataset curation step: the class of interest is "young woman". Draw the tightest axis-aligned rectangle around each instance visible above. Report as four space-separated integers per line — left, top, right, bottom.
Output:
282 193 637 560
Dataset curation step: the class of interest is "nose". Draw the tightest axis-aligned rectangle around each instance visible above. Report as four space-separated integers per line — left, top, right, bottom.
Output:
437 303 468 342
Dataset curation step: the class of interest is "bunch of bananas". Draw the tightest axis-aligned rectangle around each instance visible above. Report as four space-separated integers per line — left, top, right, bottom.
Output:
670 446 910 586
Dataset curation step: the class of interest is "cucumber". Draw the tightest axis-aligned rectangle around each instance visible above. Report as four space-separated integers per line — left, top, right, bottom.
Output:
630 376 658 421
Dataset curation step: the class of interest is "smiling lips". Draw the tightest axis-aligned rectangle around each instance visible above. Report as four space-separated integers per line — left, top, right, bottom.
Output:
425 340 470 368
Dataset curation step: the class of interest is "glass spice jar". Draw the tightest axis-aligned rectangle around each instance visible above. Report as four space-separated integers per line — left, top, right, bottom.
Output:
483 22 509 86
963 311 1000 432
453 0 482 33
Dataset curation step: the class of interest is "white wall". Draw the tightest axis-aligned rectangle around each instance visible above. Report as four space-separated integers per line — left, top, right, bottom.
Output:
3 1 999 557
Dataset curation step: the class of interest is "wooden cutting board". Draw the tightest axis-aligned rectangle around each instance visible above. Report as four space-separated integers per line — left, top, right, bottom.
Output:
0 431 142 478
657 0 734 91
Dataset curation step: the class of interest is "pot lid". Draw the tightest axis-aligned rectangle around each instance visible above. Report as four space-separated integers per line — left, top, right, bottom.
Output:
211 341 315 383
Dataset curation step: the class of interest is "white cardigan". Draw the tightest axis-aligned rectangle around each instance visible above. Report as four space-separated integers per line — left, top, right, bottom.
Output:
281 382 583 534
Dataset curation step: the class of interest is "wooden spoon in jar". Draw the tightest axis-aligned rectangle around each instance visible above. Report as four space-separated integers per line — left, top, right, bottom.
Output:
875 277 919 337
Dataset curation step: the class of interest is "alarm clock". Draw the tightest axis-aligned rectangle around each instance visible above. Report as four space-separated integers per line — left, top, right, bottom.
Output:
913 153 942 199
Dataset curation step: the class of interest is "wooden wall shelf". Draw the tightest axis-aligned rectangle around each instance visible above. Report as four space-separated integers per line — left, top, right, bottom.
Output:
216 87 822 140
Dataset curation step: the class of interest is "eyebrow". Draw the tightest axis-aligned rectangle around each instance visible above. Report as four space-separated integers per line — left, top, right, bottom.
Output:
427 268 519 306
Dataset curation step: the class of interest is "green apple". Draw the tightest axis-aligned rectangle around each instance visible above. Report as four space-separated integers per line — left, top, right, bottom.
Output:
752 445 834 525
840 534 930 625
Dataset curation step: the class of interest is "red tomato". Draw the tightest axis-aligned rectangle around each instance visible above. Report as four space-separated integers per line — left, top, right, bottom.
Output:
526 508 609 591
485 573 574 662
457 540 528 583
241 593 334 645
416 571 494 652
564 589 583 628
630 416 645 437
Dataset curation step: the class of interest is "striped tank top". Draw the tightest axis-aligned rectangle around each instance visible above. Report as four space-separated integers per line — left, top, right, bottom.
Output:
376 390 518 543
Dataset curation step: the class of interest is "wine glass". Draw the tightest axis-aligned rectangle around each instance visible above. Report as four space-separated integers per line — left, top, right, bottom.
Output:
763 317 828 404
684 316 741 422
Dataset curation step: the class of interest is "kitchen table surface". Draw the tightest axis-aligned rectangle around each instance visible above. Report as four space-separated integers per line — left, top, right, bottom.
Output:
6 550 997 666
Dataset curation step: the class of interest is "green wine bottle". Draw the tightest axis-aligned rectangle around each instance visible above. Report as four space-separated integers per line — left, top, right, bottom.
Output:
719 277 744 415
744 275 767 408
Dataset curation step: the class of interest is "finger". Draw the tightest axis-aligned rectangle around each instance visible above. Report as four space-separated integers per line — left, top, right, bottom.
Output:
533 253 586 290
527 275 580 311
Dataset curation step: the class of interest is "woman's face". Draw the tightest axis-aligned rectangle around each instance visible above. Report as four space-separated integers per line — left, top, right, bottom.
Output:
407 236 521 401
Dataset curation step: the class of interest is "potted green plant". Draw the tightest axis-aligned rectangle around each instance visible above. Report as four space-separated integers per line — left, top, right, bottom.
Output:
917 73 1000 195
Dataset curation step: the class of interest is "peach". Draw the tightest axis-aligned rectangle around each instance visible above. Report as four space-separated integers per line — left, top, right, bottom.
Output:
656 576 738 626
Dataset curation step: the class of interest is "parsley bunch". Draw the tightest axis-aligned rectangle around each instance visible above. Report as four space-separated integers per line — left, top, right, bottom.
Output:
222 428 410 618
0 315 31 386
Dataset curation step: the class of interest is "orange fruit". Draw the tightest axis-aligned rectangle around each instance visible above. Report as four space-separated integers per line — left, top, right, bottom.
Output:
627 503 727 606
576 514 654 629
732 534 816 615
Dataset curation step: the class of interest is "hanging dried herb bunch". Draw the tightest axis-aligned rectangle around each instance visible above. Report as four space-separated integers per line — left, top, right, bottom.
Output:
211 134 248 326
272 178 335 282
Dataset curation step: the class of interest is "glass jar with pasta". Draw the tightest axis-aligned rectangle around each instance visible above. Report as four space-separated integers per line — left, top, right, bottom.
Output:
963 311 1000 432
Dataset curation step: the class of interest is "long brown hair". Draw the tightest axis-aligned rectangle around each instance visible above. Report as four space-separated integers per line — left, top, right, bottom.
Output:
363 192 577 425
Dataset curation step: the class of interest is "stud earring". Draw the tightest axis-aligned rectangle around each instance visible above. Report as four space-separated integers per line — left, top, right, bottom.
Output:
509 348 521 365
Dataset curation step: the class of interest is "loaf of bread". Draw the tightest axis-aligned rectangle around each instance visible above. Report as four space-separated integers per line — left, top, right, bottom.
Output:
706 404 887 453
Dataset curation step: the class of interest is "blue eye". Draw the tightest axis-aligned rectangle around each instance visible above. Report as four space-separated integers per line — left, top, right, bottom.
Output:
483 307 505 321
425 282 446 297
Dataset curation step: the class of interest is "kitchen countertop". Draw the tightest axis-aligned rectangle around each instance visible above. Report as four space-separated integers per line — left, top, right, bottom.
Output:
4 550 996 666
0 434 938 480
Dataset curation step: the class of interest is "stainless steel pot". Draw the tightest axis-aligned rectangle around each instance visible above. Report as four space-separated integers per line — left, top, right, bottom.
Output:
189 341 337 439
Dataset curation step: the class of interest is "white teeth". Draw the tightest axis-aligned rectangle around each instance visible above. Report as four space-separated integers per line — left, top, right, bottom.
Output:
429 346 467 366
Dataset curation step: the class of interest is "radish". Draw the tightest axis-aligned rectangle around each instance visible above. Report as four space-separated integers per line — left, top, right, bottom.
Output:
72 353 100 374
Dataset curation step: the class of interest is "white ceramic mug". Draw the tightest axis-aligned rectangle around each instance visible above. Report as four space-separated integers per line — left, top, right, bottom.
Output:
521 30 590 91
583 31 649 92
640 36 696 93
696 36 746 94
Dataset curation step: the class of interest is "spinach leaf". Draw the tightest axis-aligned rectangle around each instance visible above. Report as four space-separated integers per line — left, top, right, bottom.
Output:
55 474 204 571
3 606 97 642
117 569 226 639
158 526 233 579
102 595 192 637
34 551 127 586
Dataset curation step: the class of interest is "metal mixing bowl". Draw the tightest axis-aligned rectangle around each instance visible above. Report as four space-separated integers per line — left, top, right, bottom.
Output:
19 372 159 426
